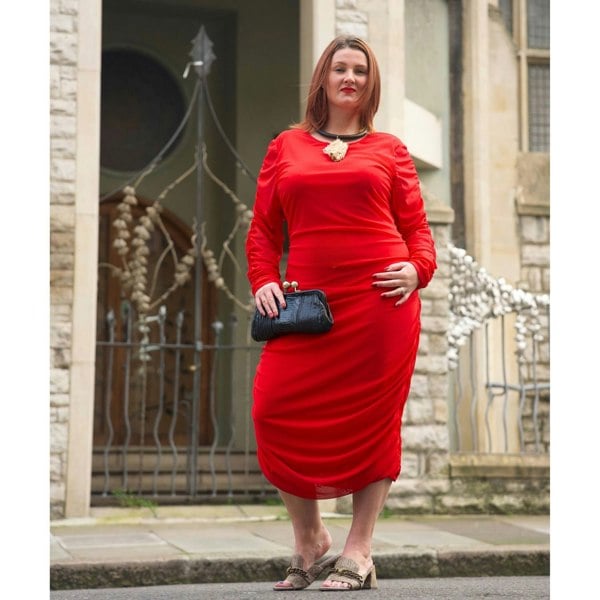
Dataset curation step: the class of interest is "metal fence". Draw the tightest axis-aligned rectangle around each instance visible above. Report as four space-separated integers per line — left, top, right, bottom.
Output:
92 301 274 504
92 28 275 504
447 245 550 455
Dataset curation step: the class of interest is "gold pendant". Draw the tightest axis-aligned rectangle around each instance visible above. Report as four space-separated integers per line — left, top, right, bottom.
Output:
323 138 348 162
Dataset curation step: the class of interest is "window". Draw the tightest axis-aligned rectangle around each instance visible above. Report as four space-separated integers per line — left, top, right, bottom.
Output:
498 0 513 34
528 63 549 151
527 0 550 49
100 49 186 172
499 0 550 152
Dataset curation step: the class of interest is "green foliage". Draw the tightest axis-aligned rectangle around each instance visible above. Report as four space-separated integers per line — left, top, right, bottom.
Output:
262 497 284 506
112 489 159 517
380 506 394 519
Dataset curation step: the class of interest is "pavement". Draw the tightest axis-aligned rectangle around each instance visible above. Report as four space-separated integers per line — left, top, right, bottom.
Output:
50 503 549 591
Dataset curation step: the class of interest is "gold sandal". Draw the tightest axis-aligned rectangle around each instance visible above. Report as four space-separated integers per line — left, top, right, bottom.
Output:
274 553 340 591
320 556 378 591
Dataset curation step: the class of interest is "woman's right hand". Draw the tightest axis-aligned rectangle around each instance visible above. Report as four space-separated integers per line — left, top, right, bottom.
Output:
254 282 286 318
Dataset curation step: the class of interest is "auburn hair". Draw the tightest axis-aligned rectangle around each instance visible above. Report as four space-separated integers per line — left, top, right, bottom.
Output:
293 36 381 133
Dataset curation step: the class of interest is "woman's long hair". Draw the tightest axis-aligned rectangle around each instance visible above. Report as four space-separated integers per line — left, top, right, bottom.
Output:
293 36 381 133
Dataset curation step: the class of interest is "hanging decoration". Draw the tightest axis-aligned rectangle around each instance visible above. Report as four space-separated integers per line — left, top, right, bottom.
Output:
446 244 550 371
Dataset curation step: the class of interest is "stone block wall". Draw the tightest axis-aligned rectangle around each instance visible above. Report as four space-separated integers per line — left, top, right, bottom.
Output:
433 476 550 514
336 0 369 37
518 212 550 454
50 0 79 519
516 153 550 455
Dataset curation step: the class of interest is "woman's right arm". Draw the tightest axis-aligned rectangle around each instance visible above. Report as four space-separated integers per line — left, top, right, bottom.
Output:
245 137 286 317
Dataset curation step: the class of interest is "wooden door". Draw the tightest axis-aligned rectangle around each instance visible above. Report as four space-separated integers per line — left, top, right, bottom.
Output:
94 192 216 450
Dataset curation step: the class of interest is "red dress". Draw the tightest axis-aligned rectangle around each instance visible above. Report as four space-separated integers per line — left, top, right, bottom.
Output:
246 129 437 499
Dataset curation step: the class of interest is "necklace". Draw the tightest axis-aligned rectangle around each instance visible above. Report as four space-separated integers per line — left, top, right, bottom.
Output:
316 128 368 141
316 129 368 162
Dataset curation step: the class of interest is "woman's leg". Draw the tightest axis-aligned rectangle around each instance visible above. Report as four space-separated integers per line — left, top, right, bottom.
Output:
275 489 333 588
321 478 391 589
279 490 333 563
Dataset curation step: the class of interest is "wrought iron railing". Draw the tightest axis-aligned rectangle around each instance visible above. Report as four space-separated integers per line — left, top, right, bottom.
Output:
93 301 273 502
447 244 550 454
93 27 271 504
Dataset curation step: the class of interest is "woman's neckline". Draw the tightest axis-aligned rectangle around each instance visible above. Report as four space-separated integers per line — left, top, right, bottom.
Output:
315 128 368 141
306 129 373 145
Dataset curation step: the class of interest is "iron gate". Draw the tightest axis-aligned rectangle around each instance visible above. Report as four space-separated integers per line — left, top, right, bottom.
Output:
93 27 275 504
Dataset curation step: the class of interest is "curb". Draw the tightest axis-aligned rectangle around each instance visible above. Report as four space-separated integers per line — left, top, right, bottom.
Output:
50 548 550 590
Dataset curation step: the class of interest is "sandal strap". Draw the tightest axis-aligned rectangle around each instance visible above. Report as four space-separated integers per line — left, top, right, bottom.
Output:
330 567 364 585
322 556 374 590
286 566 310 583
276 553 341 591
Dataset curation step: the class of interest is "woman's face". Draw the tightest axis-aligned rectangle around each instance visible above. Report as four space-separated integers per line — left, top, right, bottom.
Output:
325 47 369 114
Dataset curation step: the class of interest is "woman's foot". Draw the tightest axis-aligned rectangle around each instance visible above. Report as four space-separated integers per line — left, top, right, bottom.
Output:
320 555 377 591
274 553 339 591
273 527 334 590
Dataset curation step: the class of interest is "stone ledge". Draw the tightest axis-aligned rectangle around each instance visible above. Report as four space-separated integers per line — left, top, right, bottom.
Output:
423 193 455 225
50 548 549 590
516 200 550 217
449 453 549 479
436 547 549 577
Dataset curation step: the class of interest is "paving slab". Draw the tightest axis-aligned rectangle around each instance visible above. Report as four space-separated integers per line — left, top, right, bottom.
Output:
50 509 550 590
154 525 289 556
409 516 549 546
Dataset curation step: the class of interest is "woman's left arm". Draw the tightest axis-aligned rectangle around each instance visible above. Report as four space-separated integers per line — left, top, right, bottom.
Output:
372 140 437 306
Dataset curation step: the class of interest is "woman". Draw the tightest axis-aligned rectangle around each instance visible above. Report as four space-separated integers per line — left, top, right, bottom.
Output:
246 36 437 591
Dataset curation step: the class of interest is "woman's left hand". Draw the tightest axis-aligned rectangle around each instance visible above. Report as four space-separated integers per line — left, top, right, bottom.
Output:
372 261 419 306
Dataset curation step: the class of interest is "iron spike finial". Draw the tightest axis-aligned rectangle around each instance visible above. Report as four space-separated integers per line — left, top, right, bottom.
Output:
184 25 216 79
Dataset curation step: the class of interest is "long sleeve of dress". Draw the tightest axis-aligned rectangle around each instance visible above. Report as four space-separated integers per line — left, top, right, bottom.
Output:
246 137 285 295
390 140 437 289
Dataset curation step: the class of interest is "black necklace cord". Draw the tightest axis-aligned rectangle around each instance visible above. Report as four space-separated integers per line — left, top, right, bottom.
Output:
316 128 368 141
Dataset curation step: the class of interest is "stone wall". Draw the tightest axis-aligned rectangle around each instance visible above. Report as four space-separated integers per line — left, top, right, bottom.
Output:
336 0 369 37
50 0 79 519
516 153 550 298
516 153 550 454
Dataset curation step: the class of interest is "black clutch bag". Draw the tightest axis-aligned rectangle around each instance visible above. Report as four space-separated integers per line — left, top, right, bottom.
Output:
251 286 334 342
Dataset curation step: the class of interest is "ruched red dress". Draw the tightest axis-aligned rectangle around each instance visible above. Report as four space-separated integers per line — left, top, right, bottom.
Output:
246 129 437 499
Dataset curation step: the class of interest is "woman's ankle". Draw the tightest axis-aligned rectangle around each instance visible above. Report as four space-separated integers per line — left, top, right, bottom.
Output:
339 547 372 570
293 525 332 565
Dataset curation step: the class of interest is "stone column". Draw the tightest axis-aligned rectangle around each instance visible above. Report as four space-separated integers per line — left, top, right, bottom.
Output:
299 0 336 115
50 0 79 520
462 0 491 267
459 1 493 453
354 0 405 137
64 0 103 518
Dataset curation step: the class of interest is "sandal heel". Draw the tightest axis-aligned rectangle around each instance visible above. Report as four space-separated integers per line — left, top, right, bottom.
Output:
364 566 377 589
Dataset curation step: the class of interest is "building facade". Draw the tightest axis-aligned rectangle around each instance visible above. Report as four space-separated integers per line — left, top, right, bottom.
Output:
50 0 549 519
